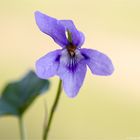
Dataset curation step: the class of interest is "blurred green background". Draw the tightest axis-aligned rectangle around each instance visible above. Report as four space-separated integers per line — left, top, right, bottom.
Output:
0 0 140 140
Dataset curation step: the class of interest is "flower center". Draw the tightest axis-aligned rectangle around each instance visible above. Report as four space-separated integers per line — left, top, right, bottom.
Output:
65 29 76 57
67 44 76 57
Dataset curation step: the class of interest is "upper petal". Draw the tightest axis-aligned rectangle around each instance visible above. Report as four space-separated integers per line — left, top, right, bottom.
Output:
81 48 114 76
58 50 87 97
35 11 69 47
35 50 61 79
59 20 85 47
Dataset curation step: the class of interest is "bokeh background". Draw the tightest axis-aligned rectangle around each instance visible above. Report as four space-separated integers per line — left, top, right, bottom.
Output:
0 0 140 140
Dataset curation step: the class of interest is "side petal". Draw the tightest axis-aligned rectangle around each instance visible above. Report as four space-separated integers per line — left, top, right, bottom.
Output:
35 11 68 47
59 20 85 47
58 60 87 98
35 50 61 79
81 49 114 76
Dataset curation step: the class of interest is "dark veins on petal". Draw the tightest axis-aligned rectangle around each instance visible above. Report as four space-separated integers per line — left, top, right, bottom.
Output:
55 54 61 62
67 57 78 73
81 52 89 60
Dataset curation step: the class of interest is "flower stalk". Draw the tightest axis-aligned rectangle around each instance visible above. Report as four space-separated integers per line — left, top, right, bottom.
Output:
19 116 26 140
43 79 62 140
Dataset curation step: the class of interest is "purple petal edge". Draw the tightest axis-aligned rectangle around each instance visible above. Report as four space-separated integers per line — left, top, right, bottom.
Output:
35 50 61 79
58 60 87 98
81 48 114 76
34 11 68 47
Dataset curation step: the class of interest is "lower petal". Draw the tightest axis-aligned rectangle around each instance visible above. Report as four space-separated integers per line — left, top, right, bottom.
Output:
58 60 87 98
81 49 114 76
35 50 61 79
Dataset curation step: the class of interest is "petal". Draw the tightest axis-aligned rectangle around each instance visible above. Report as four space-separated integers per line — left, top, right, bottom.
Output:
81 49 114 76
78 31 85 47
59 20 85 47
58 55 87 97
35 50 61 79
35 11 68 47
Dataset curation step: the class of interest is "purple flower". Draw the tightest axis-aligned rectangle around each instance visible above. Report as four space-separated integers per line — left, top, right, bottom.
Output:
35 11 114 98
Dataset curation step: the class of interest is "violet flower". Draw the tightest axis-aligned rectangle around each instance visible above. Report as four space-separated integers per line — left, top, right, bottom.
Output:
35 11 114 98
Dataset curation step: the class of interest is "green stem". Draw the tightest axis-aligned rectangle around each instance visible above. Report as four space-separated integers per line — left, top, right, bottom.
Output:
19 116 26 140
43 79 62 140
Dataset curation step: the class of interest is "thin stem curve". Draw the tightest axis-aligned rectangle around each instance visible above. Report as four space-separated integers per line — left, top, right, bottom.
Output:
43 79 62 140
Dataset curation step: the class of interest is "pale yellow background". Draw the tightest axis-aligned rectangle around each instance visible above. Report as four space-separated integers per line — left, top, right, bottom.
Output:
0 0 140 140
